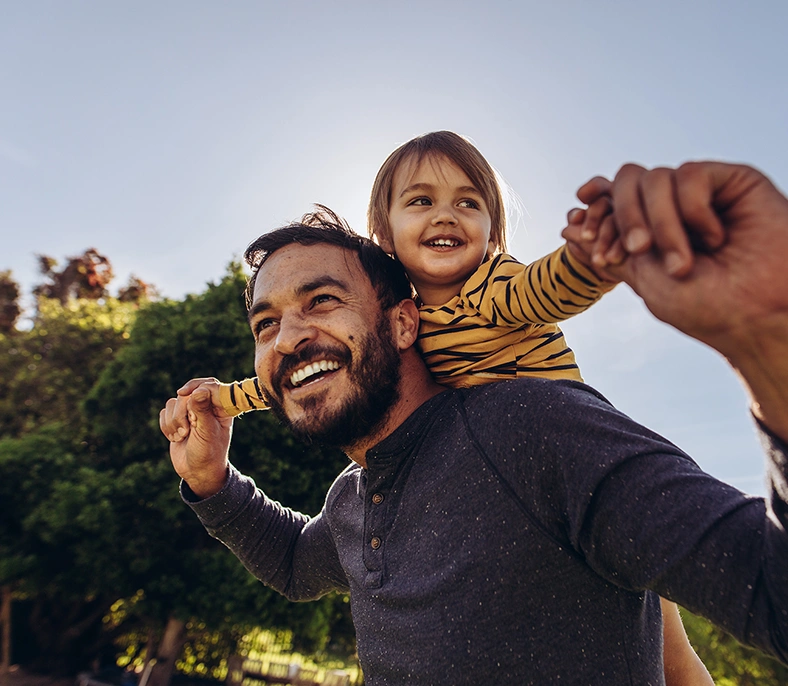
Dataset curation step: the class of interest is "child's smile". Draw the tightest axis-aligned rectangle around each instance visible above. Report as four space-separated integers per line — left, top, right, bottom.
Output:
383 154 495 306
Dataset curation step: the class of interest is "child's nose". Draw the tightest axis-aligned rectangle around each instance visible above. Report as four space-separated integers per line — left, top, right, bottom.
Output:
431 203 458 225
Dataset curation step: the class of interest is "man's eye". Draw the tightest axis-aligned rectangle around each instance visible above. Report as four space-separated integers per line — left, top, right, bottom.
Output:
312 294 337 306
255 319 276 337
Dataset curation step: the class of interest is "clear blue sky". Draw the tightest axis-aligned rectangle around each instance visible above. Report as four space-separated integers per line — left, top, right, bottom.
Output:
2 1 786 493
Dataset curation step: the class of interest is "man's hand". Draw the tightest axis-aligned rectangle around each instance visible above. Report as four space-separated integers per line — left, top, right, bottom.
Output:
600 162 788 440
159 379 234 498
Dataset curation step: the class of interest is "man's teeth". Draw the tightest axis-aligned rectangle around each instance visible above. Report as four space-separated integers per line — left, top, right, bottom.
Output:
290 360 340 387
429 238 460 247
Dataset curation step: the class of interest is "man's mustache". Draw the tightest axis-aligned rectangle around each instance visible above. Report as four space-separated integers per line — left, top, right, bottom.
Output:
270 342 353 397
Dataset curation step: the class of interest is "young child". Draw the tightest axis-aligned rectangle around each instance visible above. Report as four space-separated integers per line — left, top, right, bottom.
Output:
179 131 712 684
218 131 614 414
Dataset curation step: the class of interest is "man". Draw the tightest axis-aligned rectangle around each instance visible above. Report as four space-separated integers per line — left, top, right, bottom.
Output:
161 162 788 684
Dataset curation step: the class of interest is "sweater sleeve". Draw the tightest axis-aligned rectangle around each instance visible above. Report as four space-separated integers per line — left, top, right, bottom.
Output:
183 466 349 599
546 384 788 663
217 378 269 416
465 380 788 664
464 246 616 325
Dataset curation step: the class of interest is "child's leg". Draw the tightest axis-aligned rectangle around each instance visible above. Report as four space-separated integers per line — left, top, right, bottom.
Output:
660 597 714 686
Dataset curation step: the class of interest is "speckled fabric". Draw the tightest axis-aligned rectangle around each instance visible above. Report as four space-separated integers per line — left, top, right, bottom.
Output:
185 379 788 684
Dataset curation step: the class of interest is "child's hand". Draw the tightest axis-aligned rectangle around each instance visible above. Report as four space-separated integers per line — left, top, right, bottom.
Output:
562 196 624 283
168 377 232 442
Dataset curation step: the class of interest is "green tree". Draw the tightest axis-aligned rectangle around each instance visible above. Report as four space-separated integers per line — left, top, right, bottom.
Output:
682 608 788 685
33 249 113 305
1 260 354 678
0 288 139 672
0 270 21 333
0 296 136 439
82 265 354 682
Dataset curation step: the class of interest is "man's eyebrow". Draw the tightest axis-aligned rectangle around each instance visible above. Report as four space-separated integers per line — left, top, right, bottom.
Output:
247 276 351 324
247 300 272 325
398 182 481 197
296 276 351 296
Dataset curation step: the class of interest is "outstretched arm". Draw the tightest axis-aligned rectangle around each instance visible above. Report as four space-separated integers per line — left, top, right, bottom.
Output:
600 162 788 441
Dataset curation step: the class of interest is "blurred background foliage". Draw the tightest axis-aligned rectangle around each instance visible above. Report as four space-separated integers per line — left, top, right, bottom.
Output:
0 251 354 682
1 250 787 684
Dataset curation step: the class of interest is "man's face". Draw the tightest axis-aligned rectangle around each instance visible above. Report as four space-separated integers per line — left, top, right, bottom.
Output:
248 242 402 447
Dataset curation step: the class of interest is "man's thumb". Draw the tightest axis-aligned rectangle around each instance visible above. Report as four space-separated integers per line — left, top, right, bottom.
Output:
188 387 214 424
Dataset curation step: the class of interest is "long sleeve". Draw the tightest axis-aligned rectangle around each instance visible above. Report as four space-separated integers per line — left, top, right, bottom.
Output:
464 246 616 326
217 378 268 417
466 379 788 663
183 466 349 599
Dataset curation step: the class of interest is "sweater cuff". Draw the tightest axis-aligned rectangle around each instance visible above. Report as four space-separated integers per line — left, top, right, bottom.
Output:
180 465 255 528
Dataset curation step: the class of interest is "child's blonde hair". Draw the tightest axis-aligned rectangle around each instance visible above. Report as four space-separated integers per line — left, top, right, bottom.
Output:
367 131 508 254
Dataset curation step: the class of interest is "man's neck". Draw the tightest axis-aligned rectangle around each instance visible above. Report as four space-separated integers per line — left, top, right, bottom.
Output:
345 356 444 468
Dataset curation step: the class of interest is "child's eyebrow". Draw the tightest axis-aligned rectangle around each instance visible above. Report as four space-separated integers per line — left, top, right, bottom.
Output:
398 182 481 197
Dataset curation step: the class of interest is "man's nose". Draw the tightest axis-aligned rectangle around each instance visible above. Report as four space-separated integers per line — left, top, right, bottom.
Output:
274 312 316 355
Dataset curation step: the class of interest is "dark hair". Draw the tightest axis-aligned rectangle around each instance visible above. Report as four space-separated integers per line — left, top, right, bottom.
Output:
367 131 507 254
244 205 413 310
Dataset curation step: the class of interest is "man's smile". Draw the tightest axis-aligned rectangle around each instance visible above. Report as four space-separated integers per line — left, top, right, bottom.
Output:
289 359 341 388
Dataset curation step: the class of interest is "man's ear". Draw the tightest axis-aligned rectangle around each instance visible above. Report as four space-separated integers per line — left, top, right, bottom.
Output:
377 235 395 254
390 299 420 351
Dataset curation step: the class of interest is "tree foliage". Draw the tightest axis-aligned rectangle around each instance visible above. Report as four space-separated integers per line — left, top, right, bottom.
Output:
33 249 114 304
0 270 21 333
681 608 788 684
1 257 354 677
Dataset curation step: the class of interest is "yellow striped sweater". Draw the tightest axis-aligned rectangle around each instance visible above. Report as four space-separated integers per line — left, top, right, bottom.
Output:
217 244 615 415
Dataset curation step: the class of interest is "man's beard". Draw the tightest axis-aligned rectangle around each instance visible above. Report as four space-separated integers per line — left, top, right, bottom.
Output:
265 313 402 449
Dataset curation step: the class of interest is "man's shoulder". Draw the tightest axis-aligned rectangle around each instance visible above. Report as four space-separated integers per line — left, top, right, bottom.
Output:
460 377 612 410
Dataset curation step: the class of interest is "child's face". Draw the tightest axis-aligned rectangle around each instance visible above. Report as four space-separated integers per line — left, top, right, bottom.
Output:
382 155 495 306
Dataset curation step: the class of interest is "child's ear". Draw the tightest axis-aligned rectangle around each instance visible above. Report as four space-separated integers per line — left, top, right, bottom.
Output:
487 236 498 258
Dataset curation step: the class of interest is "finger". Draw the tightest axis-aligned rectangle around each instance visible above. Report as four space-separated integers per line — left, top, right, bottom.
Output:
567 207 586 226
160 397 191 442
577 176 613 206
610 164 653 255
177 377 219 396
561 222 584 245
593 214 622 267
583 196 613 243
639 168 694 277
604 235 628 266
674 162 728 251
187 386 218 425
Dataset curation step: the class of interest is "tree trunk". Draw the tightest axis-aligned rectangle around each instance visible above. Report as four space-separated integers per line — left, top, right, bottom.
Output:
143 617 186 686
1 585 11 675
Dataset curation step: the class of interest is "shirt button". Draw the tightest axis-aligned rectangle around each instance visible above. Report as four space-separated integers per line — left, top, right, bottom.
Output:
372 493 384 505
370 536 382 550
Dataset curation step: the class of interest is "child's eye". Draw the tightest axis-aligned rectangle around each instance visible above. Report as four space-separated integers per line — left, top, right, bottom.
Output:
409 197 432 206
458 199 480 209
